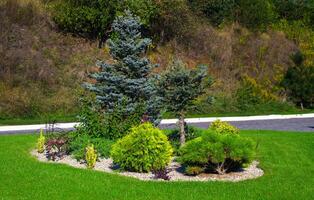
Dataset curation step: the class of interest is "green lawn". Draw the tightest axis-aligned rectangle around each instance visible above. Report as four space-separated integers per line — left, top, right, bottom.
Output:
0 131 313 200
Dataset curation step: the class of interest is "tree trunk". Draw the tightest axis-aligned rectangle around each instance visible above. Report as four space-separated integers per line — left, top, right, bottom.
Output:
179 115 186 146
300 102 304 110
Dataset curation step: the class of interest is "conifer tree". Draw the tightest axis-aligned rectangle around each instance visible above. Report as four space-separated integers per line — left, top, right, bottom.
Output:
86 11 160 123
156 59 211 145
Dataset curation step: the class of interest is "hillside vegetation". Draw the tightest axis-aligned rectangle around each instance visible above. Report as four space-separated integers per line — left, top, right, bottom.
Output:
0 0 313 120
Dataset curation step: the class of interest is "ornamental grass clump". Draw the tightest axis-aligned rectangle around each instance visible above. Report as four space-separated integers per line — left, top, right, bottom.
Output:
85 144 97 169
37 129 45 153
110 123 173 172
179 129 255 175
209 120 239 135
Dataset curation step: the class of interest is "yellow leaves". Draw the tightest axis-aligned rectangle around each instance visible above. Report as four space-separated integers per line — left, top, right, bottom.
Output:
85 144 97 169
37 129 45 153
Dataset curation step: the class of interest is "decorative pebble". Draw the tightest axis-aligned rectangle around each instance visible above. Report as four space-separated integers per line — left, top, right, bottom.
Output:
31 150 264 182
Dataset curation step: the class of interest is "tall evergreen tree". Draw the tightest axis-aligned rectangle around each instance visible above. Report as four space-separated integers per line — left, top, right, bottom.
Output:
86 11 160 123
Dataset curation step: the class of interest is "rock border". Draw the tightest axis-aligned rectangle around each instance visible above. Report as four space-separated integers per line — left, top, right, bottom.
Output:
31 150 264 182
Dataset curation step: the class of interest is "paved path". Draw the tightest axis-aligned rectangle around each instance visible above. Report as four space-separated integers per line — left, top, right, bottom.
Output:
1 114 314 135
161 118 314 132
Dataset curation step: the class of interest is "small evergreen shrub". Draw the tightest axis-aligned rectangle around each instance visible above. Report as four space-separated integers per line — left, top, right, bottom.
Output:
185 166 205 176
68 134 113 160
37 129 45 153
179 130 255 175
110 123 173 172
209 120 239 135
85 144 97 169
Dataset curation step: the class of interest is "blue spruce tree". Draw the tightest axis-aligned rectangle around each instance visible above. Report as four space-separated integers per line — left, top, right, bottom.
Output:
86 11 160 124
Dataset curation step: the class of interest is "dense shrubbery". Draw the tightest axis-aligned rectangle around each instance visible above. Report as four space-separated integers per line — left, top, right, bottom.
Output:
68 134 113 160
75 95 142 140
188 0 234 26
111 123 173 172
189 0 276 29
235 75 283 111
179 128 255 175
51 0 119 44
75 95 105 138
273 0 314 25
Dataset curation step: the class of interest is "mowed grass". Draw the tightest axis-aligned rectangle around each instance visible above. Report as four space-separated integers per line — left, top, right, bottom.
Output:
0 131 313 200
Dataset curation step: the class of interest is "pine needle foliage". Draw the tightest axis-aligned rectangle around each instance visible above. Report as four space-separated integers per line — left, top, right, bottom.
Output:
86 11 161 123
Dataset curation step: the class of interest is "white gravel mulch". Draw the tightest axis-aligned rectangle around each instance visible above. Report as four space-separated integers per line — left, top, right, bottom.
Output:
31 150 264 182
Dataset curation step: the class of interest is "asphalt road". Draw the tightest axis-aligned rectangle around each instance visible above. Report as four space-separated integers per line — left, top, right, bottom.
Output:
1 117 313 135
161 117 314 132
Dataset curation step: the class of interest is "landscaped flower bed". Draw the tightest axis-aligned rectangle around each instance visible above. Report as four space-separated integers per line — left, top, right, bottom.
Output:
32 149 263 182
33 121 263 182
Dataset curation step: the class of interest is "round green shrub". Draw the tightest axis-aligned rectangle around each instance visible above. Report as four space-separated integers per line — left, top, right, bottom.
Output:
179 130 255 174
110 123 173 172
209 120 239 135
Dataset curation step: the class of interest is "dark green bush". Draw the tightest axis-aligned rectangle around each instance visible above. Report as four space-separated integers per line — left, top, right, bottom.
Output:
75 94 106 138
188 0 235 26
179 130 255 175
152 0 196 41
236 0 277 29
272 0 314 23
281 53 314 109
51 0 158 41
68 134 114 160
51 0 120 40
189 0 277 29
110 123 173 172
101 105 143 140
76 94 142 140
124 0 158 28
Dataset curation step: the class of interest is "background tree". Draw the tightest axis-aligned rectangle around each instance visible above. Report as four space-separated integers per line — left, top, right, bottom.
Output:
156 60 211 145
282 52 314 109
52 0 121 47
51 0 158 47
188 0 276 29
85 11 161 124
